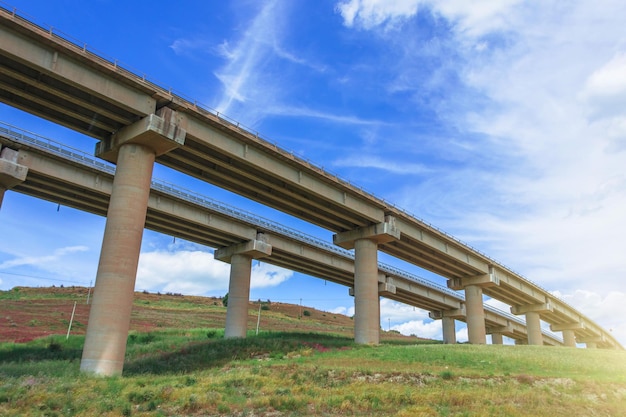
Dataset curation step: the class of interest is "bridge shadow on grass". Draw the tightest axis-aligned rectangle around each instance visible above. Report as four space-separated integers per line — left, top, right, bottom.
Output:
123 332 354 376
0 338 82 364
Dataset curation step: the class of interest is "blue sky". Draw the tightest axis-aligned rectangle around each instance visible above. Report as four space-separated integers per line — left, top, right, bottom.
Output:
1 0 625 346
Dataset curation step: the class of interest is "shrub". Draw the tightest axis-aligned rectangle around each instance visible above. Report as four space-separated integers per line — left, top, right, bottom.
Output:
303 310 311 317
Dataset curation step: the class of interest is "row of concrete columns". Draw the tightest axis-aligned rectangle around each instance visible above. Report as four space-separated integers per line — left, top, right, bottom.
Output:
1 117 597 377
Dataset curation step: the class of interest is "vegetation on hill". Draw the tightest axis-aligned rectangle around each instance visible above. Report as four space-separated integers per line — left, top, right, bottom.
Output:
1 287 625 416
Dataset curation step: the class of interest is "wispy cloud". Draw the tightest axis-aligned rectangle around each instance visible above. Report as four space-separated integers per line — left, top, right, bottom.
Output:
266 105 386 126
0 246 88 269
333 155 432 175
335 0 626 345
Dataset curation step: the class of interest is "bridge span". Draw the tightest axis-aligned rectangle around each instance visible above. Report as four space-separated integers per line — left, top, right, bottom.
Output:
0 124 565 346
0 7 621 375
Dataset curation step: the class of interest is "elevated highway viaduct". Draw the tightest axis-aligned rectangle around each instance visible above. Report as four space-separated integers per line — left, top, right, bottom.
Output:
0 7 621 375
0 126 566 345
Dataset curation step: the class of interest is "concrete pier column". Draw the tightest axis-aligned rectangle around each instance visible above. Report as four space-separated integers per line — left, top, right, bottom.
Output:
225 253 253 338
80 142 155 376
491 333 504 345
447 268 499 345
511 301 552 346
429 308 464 345
80 108 185 376
353 238 380 344
525 311 543 346
334 216 400 345
562 329 576 347
464 285 487 344
215 235 272 339
0 147 28 209
442 317 456 344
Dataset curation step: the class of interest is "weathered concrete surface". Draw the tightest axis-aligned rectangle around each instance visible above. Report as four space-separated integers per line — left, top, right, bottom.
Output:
80 143 156 376
0 147 28 208
215 236 272 338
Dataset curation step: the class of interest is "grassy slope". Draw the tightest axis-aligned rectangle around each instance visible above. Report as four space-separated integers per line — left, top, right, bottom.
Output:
0 286 413 344
1 287 625 416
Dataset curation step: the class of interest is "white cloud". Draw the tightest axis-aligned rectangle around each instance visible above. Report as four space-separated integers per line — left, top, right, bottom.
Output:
333 155 432 175
335 0 420 30
380 298 430 322
136 250 293 296
335 0 523 35
251 261 293 288
393 319 442 339
330 305 354 316
0 246 88 269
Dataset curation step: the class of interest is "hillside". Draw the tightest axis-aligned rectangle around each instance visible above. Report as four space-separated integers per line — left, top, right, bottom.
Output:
0 286 417 344
2 287 626 416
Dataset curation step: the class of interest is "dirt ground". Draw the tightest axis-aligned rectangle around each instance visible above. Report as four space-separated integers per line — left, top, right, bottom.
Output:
0 286 419 343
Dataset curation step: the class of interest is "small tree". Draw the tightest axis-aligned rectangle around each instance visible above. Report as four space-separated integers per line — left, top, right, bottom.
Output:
222 293 229 307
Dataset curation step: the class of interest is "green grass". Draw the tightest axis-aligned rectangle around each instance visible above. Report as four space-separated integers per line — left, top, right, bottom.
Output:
1 331 625 416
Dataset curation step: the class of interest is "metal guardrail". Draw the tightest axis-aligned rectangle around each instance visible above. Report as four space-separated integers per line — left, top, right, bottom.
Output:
1 122 563 342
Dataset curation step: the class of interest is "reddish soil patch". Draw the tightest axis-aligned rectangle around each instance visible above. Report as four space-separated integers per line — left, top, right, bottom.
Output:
0 286 420 344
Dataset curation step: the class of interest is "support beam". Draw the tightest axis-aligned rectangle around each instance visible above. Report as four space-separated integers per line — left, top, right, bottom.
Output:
429 307 465 345
447 267 499 345
353 238 381 344
562 329 576 348
80 110 185 376
215 235 272 339
525 311 543 346
441 317 456 344
0 147 28 209
578 336 604 349
334 217 400 345
511 302 552 346
465 285 486 344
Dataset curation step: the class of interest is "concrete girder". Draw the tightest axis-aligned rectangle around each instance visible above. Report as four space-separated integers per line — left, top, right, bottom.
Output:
0 21 156 133
391 217 491 275
429 306 466 320
333 215 400 249
97 107 185 163
510 302 553 315
447 266 500 291
550 321 585 332
179 112 386 227
214 234 272 263
0 146 28 207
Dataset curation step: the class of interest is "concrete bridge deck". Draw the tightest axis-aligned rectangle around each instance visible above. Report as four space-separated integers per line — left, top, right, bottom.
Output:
0 125 564 347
